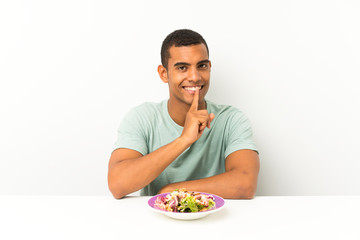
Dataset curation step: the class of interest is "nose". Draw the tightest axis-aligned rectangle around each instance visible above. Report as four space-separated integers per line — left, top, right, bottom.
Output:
188 67 201 82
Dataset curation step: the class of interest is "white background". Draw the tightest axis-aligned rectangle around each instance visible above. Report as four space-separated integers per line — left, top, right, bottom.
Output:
1 0 359 196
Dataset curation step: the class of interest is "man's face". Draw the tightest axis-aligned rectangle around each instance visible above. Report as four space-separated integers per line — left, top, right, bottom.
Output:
161 44 211 107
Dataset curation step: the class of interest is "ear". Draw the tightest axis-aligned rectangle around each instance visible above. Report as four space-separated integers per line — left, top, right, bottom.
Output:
157 65 168 83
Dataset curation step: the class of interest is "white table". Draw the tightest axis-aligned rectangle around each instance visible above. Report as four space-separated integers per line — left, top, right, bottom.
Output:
1 196 359 240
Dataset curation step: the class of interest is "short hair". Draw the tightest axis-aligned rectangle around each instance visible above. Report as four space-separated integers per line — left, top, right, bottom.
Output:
161 29 209 69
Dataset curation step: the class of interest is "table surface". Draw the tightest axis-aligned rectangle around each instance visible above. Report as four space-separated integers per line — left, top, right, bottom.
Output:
1 195 359 240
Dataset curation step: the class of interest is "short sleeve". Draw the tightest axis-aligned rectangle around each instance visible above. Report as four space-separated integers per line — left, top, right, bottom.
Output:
224 110 258 158
114 108 148 156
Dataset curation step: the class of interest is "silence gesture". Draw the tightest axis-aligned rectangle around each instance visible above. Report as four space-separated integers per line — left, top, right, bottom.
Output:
180 88 215 145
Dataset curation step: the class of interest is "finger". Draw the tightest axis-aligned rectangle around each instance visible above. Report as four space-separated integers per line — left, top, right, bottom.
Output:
190 87 199 111
198 122 206 135
207 113 215 128
198 128 205 135
199 122 206 132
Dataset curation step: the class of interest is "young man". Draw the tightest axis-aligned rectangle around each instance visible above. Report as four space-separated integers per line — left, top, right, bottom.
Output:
108 29 259 199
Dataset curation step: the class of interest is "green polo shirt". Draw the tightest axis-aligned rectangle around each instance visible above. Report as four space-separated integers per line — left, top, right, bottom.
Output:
114 99 258 196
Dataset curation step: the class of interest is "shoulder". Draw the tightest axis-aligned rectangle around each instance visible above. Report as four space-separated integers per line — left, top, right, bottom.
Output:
126 100 165 117
206 100 247 120
121 100 167 129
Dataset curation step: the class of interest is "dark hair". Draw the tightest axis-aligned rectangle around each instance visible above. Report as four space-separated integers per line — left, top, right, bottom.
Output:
161 29 209 69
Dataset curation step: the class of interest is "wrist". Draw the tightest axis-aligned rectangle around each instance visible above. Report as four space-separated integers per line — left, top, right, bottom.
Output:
175 136 193 149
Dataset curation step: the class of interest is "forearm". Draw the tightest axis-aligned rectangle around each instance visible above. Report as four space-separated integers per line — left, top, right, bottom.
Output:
158 169 258 199
108 137 191 199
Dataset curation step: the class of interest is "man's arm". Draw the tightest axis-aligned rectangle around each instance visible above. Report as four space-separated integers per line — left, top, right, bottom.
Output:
158 149 260 199
108 88 214 199
108 138 190 199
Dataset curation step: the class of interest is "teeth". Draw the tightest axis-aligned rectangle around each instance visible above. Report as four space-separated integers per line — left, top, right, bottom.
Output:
184 86 201 91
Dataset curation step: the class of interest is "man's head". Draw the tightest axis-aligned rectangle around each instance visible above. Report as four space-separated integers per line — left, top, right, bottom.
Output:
161 29 209 70
158 29 211 110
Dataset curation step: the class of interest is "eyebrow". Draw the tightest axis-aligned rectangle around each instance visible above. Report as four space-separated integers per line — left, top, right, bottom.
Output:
173 62 191 67
173 59 210 67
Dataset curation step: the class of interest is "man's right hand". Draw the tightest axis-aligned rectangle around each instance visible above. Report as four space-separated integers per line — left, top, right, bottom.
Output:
180 88 215 145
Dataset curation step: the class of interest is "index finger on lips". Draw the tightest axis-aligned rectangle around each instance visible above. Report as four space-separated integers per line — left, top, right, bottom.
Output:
190 88 199 111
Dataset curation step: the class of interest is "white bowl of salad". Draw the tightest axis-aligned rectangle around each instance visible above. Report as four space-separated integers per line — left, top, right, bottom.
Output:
148 188 225 220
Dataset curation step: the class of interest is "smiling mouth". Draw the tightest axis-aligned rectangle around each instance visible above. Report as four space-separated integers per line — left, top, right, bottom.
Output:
183 86 203 93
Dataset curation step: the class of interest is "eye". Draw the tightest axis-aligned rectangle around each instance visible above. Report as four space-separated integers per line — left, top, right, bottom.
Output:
177 66 187 71
198 64 208 69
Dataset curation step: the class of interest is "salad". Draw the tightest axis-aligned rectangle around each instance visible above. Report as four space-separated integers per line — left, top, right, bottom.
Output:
154 188 216 213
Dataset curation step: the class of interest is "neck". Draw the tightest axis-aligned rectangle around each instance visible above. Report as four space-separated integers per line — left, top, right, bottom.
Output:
167 98 206 127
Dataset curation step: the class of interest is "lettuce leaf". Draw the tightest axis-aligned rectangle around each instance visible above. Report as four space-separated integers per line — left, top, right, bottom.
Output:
179 196 199 212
